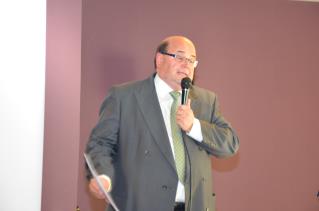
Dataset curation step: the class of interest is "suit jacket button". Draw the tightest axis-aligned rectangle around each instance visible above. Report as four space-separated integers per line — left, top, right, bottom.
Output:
198 146 203 151
162 185 168 190
144 150 150 156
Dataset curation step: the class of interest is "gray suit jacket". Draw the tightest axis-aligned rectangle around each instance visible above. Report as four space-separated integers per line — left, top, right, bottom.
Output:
86 74 239 211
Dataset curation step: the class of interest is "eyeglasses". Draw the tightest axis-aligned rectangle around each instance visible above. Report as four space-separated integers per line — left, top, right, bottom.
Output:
160 51 199 68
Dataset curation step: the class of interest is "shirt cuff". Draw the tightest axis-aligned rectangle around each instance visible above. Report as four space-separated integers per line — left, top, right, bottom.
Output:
99 175 112 192
186 118 203 142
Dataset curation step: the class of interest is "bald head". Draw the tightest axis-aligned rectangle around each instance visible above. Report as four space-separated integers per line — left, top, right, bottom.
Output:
162 36 196 53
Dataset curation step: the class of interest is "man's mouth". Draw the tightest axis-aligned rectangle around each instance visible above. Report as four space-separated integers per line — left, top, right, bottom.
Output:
177 71 188 77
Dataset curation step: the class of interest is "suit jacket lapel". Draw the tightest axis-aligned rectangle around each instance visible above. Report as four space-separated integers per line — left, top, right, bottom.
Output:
134 75 176 171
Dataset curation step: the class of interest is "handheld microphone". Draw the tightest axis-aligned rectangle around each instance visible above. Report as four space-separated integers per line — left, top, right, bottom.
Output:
181 77 192 105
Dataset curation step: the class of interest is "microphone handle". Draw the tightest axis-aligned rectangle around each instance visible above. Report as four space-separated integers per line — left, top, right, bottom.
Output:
181 89 189 105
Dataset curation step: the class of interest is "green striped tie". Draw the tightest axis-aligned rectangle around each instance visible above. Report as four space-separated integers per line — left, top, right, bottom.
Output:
170 91 186 183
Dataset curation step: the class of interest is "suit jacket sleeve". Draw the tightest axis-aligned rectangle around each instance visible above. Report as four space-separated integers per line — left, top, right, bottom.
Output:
195 92 239 158
85 87 119 180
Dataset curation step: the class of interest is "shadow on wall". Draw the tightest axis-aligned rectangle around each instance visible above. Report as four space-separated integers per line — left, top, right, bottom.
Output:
212 152 240 172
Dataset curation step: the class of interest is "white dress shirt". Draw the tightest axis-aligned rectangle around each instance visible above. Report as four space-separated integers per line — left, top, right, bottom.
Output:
154 74 203 202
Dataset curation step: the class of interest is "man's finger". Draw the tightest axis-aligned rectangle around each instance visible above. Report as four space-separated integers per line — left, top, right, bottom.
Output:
187 98 191 107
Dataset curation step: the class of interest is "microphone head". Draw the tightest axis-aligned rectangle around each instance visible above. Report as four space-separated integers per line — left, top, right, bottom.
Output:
181 77 192 89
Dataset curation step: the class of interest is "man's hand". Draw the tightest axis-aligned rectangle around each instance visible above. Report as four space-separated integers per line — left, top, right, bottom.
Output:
176 99 194 132
88 176 111 200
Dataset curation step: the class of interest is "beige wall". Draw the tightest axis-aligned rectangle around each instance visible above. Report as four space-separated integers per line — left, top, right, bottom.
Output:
43 1 319 211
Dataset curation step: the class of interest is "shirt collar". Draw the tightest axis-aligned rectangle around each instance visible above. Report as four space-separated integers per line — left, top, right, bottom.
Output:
154 74 176 101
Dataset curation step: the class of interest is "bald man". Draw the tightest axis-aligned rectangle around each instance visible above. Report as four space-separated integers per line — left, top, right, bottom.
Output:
86 36 239 211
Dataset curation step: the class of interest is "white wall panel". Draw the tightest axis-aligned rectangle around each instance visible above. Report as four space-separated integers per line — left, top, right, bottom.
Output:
0 1 46 211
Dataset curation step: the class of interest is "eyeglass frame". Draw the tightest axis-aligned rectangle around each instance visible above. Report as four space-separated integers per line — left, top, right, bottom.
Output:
159 51 199 68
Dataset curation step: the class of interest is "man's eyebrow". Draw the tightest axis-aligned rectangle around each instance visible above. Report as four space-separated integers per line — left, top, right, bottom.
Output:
176 50 196 58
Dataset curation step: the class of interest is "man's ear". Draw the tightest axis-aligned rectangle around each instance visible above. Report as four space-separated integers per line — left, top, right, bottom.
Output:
155 53 163 68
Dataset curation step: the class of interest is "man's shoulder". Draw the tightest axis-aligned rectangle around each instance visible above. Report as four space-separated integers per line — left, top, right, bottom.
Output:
111 74 154 94
191 85 216 98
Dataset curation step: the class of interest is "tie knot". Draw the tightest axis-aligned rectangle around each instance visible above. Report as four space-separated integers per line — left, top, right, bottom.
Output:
170 91 180 101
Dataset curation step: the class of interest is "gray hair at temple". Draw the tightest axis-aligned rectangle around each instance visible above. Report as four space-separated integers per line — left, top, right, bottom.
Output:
154 40 169 69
